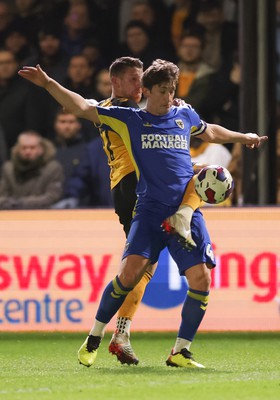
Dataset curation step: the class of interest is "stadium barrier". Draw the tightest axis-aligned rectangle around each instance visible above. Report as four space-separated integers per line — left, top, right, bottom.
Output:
0 207 279 332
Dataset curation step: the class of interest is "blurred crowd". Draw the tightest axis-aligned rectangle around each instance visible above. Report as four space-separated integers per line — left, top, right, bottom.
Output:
0 0 253 209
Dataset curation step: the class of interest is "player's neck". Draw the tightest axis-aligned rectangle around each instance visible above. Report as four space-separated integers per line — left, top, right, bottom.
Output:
111 89 125 100
144 103 170 116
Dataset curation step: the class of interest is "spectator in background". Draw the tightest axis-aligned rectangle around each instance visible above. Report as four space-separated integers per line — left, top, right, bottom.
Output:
0 123 8 173
118 20 166 68
53 137 113 209
190 136 232 168
60 1 97 58
196 0 238 70
63 54 97 141
168 0 200 51
82 38 108 79
130 0 172 55
0 130 64 209
176 32 216 120
93 69 112 101
131 0 156 26
222 0 238 23
21 28 68 142
0 0 15 47
4 22 36 66
63 54 95 98
86 0 120 62
118 0 134 42
54 108 88 183
208 52 241 146
0 48 36 152
25 26 69 84
13 0 52 47
209 52 242 205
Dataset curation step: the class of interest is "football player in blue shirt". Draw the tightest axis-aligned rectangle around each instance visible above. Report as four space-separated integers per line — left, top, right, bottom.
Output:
19 59 267 368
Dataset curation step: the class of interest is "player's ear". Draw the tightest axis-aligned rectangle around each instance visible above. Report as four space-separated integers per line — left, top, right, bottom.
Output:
142 87 150 99
111 75 119 87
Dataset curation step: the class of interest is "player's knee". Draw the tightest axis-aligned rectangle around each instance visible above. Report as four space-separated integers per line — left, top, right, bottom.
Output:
187 266 211 291
201 271 211 291
118 266 144 288
118 255 150 288
118 270 139 288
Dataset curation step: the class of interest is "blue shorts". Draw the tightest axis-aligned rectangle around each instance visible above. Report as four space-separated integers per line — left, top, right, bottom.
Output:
122 203 216 275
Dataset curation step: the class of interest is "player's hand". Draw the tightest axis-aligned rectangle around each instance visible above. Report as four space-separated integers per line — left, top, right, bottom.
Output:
243 133 268 149
18 64 50 88
192 163 207 174
173 98 190 107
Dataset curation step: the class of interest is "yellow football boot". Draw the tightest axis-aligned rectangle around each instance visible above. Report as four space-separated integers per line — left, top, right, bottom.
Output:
166 348 205 368
78 335 101 367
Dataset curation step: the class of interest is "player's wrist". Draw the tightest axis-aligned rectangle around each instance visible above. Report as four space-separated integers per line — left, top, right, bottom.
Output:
44 77 53 90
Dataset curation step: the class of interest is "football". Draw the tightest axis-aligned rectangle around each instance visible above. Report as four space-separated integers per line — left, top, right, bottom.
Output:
194 165 234 204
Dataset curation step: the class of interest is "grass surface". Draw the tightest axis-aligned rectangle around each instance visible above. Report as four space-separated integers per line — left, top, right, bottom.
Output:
0 332 279 400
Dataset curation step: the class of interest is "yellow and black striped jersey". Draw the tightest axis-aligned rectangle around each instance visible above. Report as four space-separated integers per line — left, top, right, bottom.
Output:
98 97 138 189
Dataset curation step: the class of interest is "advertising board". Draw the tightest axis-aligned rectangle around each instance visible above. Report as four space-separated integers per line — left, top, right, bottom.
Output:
0 208 279 331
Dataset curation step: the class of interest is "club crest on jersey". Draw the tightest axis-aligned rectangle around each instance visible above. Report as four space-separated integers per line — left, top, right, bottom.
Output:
175 119 184 129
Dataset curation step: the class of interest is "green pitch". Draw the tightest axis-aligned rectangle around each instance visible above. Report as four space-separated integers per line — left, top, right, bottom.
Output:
0 332 279 400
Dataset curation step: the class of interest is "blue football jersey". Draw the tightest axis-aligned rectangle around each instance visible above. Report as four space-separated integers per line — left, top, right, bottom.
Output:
96 105 206 207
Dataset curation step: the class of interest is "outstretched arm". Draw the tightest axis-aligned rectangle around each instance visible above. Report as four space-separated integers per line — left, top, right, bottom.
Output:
18 64 101 124
199 123 268 149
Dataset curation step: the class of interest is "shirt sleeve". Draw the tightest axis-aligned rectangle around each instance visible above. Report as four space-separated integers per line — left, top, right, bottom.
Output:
85 98 98 106
184 104 207 137
95 106 132 139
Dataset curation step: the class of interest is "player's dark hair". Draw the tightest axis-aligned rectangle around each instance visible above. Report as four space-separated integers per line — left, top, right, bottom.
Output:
109 57 143 77
142 59 179 90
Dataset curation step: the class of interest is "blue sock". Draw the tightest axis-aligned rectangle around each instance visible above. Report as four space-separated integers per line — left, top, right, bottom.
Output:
95 276 133 323
178 288 209 341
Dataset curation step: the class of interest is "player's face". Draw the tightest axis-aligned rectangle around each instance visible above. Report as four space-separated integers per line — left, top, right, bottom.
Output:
115 67 143 103
143 82 176 115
